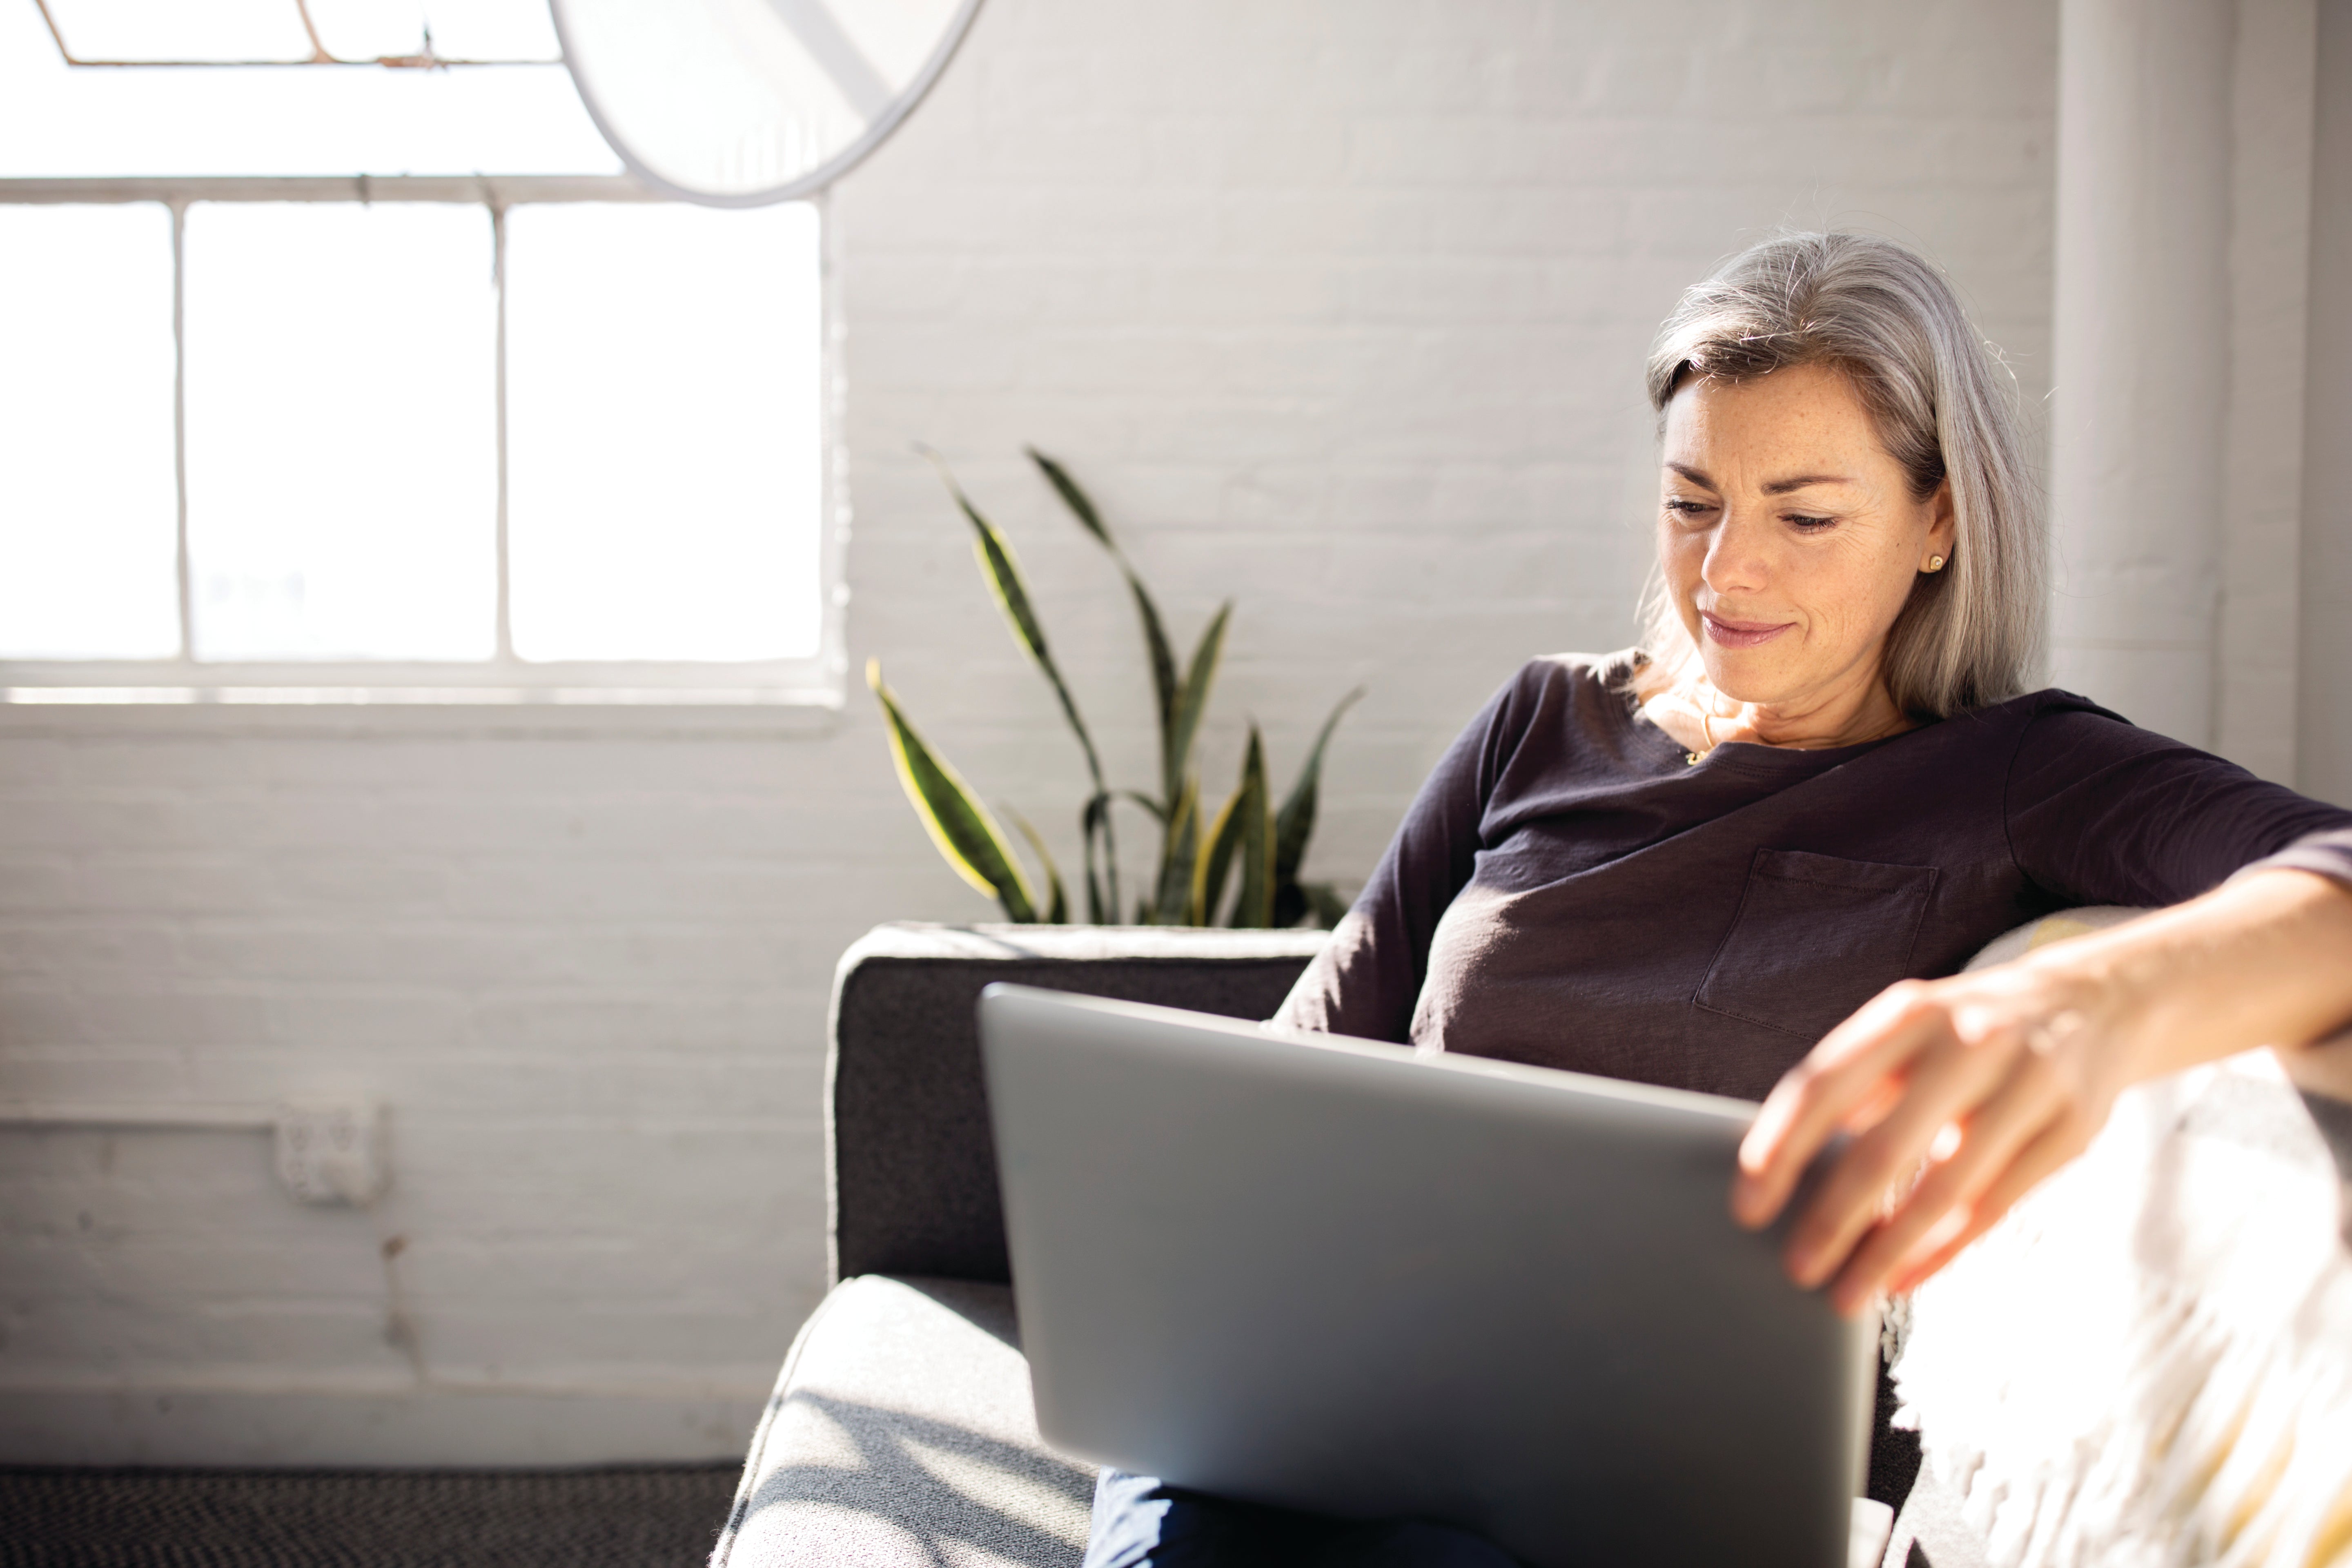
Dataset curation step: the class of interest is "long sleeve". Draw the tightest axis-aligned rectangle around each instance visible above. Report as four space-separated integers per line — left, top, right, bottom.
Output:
2003 697 2352 908
1270 664 1544 1042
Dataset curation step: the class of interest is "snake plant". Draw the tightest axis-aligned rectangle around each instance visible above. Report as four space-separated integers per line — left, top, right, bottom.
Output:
871 447 1360 927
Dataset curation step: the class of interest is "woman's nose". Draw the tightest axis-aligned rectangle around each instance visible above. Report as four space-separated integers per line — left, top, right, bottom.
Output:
1700 511 1772 597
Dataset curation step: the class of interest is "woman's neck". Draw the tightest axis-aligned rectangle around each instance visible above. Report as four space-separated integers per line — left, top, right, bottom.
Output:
1706 679 1909 750
1642 661 1912 755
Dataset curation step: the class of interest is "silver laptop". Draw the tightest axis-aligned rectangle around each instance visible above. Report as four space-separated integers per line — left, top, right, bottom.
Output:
978 983 1878 1568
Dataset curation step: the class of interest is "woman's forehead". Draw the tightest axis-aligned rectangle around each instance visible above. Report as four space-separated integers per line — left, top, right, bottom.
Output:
1662 366 1894 477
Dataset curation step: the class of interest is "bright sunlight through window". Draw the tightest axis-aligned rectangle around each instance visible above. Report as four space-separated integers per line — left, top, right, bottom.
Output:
0 2 832 704
0 205 178 660
507 204 824 664
185 202 500 662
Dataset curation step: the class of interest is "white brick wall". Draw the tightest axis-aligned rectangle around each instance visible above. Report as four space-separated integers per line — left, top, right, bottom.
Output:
0 0 2059 1464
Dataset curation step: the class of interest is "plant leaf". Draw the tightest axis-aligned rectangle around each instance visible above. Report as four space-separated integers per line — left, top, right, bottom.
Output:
1191 779 1245 927
1086 782 1120 924
919 445 1111 798
1227 726 1274 928
1166 601 1231 806
1274 686 1365 889
1153 777 1199 924
924 447 1054 668
1008 810 1069 925
1027 446 1113 550
1120 789 1168 825
867 660 1038 923
1080 791 1111 925
1128 575 1180 743
1028 450 1181 754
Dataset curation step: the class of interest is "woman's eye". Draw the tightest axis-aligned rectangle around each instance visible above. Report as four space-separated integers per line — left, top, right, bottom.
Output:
1664 499 1713 519
1784 513 1835 532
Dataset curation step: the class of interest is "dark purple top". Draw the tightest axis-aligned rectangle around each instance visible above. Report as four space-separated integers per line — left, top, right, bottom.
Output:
1273 652 2352 1102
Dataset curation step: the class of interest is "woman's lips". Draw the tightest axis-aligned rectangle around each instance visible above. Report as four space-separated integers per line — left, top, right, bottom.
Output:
1701 612 1794 650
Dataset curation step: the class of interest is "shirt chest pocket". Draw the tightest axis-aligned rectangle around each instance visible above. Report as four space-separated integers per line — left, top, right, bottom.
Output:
1694 849 1939 1042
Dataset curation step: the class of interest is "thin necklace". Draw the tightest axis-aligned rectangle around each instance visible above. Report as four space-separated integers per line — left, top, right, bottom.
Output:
1685 695 1906 762
1686 699 1718 766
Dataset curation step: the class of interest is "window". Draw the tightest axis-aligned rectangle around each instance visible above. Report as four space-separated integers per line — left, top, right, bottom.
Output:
0 6 835 707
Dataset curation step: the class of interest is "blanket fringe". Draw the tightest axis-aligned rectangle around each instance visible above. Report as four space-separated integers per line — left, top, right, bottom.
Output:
1894 1058 2352 1568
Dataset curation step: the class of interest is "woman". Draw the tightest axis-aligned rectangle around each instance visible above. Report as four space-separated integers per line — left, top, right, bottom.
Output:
1085 232 2352 1568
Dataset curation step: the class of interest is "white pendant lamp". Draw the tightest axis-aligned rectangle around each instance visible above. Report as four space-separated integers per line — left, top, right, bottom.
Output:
550 0 984 206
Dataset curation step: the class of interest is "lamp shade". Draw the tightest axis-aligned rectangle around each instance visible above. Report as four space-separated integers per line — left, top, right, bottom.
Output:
550 0 982 206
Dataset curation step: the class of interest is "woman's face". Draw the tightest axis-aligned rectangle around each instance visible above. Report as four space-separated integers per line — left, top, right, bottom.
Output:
1657 362 1953 713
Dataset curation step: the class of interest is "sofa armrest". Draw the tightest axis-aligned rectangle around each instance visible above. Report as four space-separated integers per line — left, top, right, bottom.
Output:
828 922 1329 1287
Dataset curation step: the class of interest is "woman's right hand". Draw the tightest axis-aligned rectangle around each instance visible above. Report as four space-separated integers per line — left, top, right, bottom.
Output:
1731 868 2352 1314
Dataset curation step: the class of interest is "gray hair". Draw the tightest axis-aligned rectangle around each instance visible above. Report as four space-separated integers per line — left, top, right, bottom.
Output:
1635 231 2044 719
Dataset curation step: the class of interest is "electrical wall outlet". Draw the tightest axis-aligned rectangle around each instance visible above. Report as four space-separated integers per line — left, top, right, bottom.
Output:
274 1101 388 1205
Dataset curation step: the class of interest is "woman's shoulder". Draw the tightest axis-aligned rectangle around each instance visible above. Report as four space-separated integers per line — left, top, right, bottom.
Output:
1984 686 2132 723
1447 652 1664 777
1908 686 2131 748
1482 650 1647 735
1949 686 2240 788
1967 687 2177 749
1505 648 1646 703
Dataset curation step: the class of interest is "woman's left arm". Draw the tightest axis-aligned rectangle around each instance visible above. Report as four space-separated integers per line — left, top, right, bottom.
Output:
1732 866 2352 1316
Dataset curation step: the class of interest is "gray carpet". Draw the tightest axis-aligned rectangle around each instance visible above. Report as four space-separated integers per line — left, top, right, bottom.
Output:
0 1465 738 1568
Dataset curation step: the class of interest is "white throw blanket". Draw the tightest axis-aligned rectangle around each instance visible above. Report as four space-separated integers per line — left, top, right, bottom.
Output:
1890 910 2352 1568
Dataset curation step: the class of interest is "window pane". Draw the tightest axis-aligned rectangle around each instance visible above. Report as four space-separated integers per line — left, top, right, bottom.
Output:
417 0 560 62
183 203 496 661
42 0 315 64
506 203 822 663
0 204 178 660
0 1 612 178
303 0 558 63
303 0 433 62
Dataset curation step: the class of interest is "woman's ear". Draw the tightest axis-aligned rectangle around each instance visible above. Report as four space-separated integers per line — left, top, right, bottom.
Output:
1923 478 1957 566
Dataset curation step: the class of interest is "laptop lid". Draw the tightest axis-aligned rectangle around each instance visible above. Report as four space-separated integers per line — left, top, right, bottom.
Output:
978 983 1877 1568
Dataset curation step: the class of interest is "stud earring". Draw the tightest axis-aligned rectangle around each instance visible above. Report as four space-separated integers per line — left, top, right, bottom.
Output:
1925 555 1947 572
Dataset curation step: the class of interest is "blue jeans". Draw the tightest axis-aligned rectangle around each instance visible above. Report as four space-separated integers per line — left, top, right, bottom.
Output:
1082 1469 1523 1568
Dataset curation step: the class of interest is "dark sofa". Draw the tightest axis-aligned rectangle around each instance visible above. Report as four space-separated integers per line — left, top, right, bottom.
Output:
710 922 1331 1568
708 921 1985 1568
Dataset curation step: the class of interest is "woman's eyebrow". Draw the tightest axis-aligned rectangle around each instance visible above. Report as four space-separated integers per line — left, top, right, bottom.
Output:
1664 463 1860 494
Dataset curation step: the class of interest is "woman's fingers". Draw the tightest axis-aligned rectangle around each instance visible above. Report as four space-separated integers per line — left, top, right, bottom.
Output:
1734 961 2120 1310
1732 984 1946 1228
1879 1117 2092 1298
1820 1062 2064 1312
1779 1015 2026 1288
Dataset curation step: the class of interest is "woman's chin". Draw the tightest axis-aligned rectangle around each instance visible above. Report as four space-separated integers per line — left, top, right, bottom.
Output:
1697 649 1789 705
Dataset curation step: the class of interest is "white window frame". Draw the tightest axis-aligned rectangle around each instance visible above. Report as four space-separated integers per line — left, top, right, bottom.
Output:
0 174 846 714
